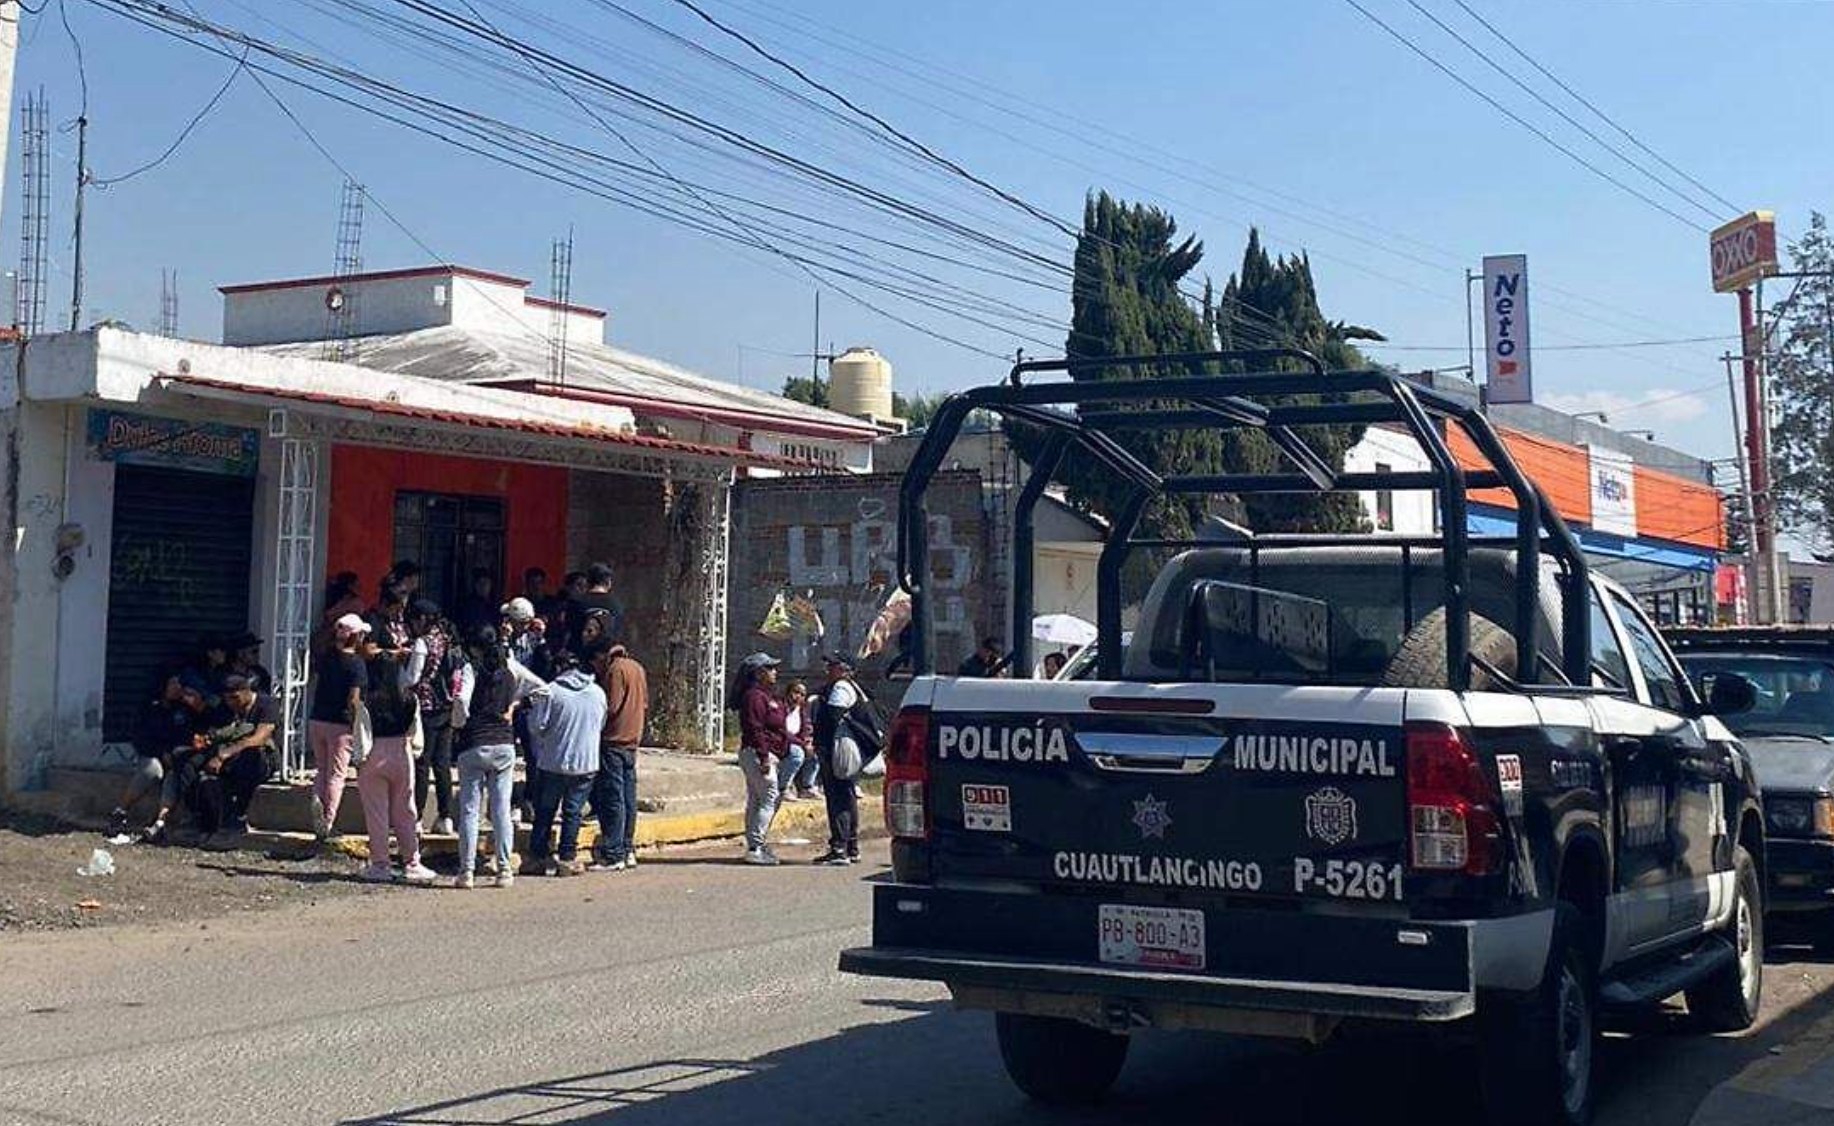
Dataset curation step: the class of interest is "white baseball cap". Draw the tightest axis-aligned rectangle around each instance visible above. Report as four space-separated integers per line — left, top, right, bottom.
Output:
500 597 537 624
334 612 372 637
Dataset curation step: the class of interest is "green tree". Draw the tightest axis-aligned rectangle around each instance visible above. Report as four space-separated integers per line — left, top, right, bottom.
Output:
1011 193 1372 538
780 375 828 408
1770 212 1834 554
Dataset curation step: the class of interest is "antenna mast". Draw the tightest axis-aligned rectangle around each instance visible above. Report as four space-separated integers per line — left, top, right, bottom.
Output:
548 227 574 385
322 179 364 361
158 268 178 337
16 88 47 336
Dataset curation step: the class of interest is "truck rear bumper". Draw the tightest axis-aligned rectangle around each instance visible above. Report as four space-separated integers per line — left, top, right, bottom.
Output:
840 946 1474 1023
841 884 1485 1026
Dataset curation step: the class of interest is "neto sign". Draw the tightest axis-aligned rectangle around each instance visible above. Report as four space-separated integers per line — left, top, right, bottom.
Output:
1482 254 1532 405
1709 211 1778 293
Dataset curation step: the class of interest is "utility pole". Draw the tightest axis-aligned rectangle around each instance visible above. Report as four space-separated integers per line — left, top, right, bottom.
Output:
0 2 21 235
68 115 86 332
1735 286 1781 622
1464 268 1480 381
810 290 821 401
1721 353 1758 623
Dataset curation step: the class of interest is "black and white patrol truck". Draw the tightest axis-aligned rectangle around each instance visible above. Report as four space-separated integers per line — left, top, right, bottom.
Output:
839 351 1766 1126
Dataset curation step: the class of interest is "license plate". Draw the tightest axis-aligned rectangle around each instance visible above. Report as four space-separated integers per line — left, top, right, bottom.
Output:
1097 904 1206 970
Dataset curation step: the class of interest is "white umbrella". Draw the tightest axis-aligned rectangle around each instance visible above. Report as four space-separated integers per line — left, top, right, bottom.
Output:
1032 613 1097 647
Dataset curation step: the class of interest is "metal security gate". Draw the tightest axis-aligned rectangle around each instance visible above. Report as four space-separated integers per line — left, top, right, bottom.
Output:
102 466 257 740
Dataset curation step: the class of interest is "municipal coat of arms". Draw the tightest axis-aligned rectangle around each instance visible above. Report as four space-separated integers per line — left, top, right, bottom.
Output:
1303 786 1358 846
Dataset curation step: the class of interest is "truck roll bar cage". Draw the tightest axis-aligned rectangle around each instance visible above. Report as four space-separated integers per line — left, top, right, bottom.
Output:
896 349 1592 691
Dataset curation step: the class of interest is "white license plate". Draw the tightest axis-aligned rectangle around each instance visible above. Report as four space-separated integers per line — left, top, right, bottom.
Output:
1097 904 1206 970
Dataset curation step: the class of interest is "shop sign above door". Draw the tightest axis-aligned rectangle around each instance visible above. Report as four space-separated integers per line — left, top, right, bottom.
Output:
86 409 260 478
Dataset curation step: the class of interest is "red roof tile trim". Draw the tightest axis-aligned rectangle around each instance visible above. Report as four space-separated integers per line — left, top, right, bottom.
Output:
523 295 607 319
158 374 821 470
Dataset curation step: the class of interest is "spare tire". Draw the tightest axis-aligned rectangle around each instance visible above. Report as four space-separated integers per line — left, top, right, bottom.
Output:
1380 607 1518 690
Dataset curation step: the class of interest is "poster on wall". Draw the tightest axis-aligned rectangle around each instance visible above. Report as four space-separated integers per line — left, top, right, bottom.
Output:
1587 445 1638 538
86 410 260 477
1482 254 1532 405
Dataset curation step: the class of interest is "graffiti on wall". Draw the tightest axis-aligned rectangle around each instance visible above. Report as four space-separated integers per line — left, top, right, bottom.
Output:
783 496 974 668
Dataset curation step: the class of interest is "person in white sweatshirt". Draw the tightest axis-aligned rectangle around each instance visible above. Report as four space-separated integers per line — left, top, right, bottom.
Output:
522 643 608 877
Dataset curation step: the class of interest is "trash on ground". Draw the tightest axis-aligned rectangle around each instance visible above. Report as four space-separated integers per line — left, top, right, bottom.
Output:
75 899 103 911
77 849 115 877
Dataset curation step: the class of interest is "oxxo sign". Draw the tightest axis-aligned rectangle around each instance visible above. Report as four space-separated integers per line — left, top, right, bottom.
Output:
1482 254 1532 405
1709 211 1778 294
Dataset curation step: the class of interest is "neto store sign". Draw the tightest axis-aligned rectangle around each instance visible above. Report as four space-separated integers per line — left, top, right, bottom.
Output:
1482 255 1532 405
86 409 260 477
1586 445 1637 538
1709 211 1778 293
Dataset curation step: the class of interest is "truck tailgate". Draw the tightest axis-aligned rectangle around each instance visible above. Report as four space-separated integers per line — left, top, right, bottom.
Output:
925 680 1413 907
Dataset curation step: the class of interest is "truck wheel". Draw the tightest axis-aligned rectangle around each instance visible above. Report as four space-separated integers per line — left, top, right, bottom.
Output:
1381 608 1518 690
1686 845 1763 1033
994 1012 1129 1104
1478 902 1596 1126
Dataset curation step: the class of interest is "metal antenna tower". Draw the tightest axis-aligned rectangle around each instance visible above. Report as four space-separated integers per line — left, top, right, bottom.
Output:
16 89 48 336
547 228 574 385
322 180 365 361
158 269 179 337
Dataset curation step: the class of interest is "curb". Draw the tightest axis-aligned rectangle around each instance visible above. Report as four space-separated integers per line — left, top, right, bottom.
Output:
256 790 866 862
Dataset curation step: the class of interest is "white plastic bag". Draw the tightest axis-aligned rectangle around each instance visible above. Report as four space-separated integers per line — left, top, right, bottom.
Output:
350 699 374 768
831 732 863 782
77 848 115 877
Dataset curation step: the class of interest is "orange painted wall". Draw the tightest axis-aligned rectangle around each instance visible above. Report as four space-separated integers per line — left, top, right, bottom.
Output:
1447 423 1722 550
1448 425 1593 524
1633 465 1725 550
325 444 570 591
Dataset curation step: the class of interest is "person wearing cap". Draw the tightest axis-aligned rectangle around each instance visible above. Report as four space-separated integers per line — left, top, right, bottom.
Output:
730 653 790 865
500 595 550 823
226 631 274 696
405 599 465 837
813 653 880 866
307 613 371 842
107 668 210 844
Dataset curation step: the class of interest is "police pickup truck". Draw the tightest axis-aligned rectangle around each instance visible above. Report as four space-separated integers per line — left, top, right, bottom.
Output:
840 352 1764 1126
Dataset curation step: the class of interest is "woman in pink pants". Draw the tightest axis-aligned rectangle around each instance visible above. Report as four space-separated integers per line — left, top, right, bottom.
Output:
358 635 436 884
307 613 371 841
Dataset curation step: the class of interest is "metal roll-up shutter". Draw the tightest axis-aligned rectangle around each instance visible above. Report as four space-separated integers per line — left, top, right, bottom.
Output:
103 466 257 740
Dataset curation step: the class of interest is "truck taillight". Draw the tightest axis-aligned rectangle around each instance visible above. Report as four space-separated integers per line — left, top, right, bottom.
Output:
884 707 931 839
1406 722 1500 876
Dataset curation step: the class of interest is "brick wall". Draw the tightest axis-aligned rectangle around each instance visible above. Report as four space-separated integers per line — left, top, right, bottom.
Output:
729 469 999 700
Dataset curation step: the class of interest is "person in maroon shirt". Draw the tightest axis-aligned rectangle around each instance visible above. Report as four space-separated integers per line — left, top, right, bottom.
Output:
731 653 789 866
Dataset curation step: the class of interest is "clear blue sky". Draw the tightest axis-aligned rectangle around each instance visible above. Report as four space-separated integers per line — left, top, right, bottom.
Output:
8 0 1829 468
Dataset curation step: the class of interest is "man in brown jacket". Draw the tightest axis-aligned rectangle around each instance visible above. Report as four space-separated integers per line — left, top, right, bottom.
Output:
590 642 649 871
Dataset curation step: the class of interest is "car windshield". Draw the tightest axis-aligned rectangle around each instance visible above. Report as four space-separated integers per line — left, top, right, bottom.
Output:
1680 654 1834 740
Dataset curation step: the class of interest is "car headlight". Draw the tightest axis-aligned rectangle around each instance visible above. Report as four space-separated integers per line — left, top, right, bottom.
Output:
1766 795 1834 837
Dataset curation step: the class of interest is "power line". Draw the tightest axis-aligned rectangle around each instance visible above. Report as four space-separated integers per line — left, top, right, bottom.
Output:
1448 0 1740 216
92 47 248 186
1340 0 1709 231
1403 0 1722 221
1365 333 1737 352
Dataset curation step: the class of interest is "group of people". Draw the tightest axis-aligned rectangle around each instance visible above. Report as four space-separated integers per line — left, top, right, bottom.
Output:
730 650 883 867
114 558 650 888
109 639 284 850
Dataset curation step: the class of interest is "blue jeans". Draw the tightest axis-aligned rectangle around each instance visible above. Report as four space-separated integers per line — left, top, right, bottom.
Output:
792 746 820 792
530 769 593 862
739 749 781 852
456 743 516 876
778 744 808 793
593 749 637 863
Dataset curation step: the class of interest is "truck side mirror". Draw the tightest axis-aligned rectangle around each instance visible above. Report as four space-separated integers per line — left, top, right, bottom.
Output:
1705 672 1757 717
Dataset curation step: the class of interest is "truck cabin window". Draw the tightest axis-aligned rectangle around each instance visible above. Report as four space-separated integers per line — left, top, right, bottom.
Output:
1681 656 1834 740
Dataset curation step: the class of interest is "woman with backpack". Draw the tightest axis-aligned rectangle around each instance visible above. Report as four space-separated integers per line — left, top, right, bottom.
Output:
357 631 436 884
813 653 881 866
451 626 540 889
404 600 464 836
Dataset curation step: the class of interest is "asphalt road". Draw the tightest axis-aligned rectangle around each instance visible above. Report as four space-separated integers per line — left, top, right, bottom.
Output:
3 839 1834 1126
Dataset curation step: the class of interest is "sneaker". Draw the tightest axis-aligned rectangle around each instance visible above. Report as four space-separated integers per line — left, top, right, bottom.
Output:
624 853 638 869
743 848 780 867
846 853 861 865
453 871 475 890
139 820 168 846
309 794 328 841
587 853 624 872
495 871 515 889
106 808 130 837
432 817 454 836
400 863 439 884
555 858 585 878
816 851 851 867
361 867 395 884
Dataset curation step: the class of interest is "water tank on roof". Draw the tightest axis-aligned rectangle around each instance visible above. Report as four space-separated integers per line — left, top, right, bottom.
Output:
829 346 894 420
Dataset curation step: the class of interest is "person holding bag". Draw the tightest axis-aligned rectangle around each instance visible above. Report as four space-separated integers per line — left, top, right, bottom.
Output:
357 634 436 884
812 653 881 866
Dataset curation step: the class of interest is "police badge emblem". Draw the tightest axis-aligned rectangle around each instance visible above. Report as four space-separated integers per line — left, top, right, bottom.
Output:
1303 786 1357 846
1131 794 1172 840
